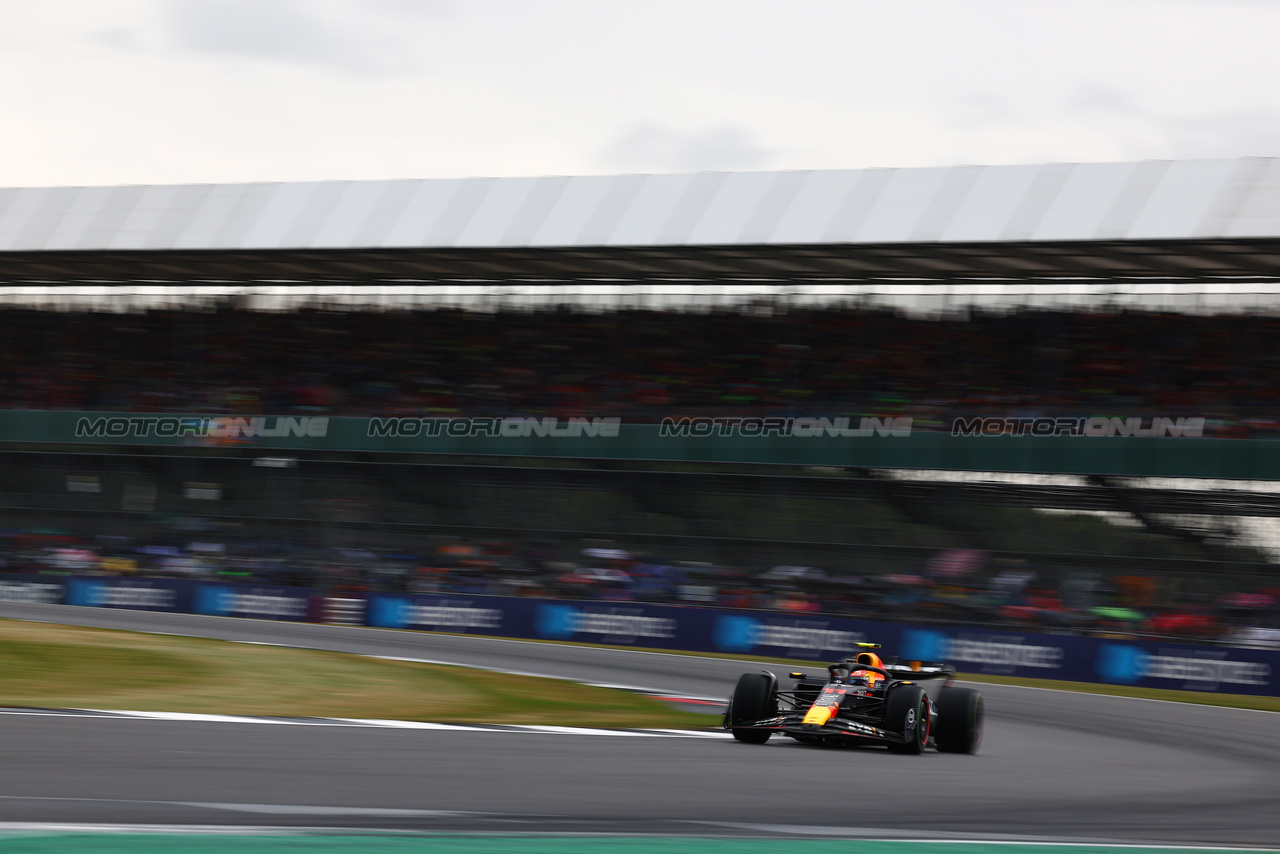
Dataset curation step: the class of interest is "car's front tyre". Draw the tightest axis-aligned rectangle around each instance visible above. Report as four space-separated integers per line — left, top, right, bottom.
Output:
726 671 777 744
885 684 930 755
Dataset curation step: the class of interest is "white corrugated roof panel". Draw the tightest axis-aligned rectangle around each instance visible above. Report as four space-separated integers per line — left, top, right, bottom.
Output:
498 176 570 247
528 175 616 247
0 188 51 251
210 183 280 249
310 180 394 249
141 184 216 250
1032 163 1136 241
278 181 350 249
110 184 186 251
939 164 1044 243
351 180 419 248
32 187 108 251
1224 158 1280 239
686 171 776 245
172 184 247 250
455 176 539 247
855 166 956 243
0 158 1277 253
769 169 867 244
378 179 460 247
737 170 810 244
80 185 151 250
242 182 321 249
423 178 494 246
1126 160 1238 240
608 173 698 246
657 172 727 245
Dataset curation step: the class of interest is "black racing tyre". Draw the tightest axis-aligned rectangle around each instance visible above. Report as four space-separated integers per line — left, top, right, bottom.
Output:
726 671 777 744
934 687 984 754
885 684 930 755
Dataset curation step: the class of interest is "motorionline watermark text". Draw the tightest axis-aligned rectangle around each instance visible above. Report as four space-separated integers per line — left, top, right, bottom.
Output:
952 416 1205 438
75 416 329 439
659 416 912 438
367 416 621 438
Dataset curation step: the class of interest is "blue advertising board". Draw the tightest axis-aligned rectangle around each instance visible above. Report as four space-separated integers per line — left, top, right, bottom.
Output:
368 593 1277 695
64 576 193 612
533 601 693 647
367 594 515 635
5 574 1276 696
0 574 66 605
193 583 315 621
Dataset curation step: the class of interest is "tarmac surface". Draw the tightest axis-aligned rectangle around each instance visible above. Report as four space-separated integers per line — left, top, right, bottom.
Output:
1 602 1278 845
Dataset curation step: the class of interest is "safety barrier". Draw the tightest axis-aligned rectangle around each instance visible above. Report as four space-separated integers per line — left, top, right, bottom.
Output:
3 573 1275 697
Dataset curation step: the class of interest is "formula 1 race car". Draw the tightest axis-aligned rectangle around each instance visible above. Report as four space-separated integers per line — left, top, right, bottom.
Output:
723 643 983 754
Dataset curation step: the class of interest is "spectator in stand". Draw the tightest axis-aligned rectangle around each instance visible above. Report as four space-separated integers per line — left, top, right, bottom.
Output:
1 306 1278 435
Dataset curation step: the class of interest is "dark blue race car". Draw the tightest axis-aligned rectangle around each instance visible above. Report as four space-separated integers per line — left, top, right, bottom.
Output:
723 643 983 754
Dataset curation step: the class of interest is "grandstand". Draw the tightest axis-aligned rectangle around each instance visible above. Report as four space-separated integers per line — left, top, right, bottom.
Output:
2 158 1280 641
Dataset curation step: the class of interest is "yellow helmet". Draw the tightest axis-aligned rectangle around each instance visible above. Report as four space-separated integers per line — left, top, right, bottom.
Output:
851 652 884 687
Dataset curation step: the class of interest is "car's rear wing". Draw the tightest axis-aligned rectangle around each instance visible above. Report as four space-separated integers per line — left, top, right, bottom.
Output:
880 659 956 682
844 660 957 686
789 656 957 685
827 659 956 681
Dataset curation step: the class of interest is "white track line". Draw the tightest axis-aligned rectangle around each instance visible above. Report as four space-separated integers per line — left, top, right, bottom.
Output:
0 706 732 737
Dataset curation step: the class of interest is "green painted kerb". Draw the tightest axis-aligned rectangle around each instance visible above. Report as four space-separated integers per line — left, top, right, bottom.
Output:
2 836 1276 854
2 410 1277 478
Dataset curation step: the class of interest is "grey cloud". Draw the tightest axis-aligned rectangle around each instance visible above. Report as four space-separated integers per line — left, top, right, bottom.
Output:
942 86 1141 135
363 0 452 15
154 0 446 74
1064 85 1280 158
600 124 775 172
89 26 150 52
1066 86 1141 117
944 83 1280 162
947 95 1019 131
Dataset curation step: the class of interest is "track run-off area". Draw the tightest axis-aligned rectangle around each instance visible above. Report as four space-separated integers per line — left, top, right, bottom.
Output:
0 602 1278 850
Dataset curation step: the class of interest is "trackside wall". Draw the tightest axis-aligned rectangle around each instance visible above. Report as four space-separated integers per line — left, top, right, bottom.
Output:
1 574 1275 697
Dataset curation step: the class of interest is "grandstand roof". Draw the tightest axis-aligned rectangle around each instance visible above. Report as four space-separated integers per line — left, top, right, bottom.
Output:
1 158 1278 284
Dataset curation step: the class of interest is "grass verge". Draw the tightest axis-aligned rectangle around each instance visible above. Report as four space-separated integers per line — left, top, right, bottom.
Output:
0 619 713 729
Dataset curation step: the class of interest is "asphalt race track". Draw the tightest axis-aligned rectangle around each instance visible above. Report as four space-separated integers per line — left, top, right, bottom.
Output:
1 602 1278 845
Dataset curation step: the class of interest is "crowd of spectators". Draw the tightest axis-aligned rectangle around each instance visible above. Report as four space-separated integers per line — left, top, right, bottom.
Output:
1 306 1279 434
3 303 1278 646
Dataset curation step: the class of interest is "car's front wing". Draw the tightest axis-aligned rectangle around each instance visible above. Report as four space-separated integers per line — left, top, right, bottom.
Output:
731 713 908 744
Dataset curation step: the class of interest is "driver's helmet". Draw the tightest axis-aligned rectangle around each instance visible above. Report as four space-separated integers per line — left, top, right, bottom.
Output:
848 651 884 689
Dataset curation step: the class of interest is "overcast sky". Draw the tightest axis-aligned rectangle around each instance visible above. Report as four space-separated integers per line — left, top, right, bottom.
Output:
2 0 1278 187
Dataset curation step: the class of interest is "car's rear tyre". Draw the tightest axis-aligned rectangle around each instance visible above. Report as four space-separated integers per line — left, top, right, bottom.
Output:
726 671 777 744
885 684 930 755
934 687 983 754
